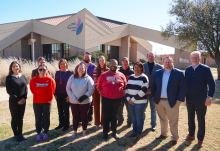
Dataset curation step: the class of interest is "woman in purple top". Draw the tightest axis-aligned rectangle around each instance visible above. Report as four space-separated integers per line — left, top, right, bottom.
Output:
54 59 73 131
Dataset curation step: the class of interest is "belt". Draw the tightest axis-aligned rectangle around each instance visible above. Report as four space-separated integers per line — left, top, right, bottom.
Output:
160 98 168 100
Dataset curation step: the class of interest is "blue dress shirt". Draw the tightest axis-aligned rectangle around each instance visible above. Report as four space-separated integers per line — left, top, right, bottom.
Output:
191 63 200 70
160 69 172 98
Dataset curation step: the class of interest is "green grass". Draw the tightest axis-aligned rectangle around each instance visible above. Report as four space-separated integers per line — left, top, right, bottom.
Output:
0 81 220 151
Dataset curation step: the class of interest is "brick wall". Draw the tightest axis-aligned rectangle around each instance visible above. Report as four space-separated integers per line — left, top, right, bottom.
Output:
3 40 22 58
119 36 130 61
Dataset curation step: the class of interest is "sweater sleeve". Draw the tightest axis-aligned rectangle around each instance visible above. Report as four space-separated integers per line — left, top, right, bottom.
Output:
131 76 149 102
84 76 95 97
97 74 103 92
6 76 19 102
206 68 216 97
52 78 56 95
22 75 28 99
66 76 77 101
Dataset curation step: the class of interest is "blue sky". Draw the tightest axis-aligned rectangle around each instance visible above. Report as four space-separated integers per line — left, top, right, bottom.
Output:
0 0 175 54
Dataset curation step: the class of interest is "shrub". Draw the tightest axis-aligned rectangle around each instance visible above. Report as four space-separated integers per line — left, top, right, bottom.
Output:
0 57 81 86
140 58 148 63
66 55 83 61
91 51 108 62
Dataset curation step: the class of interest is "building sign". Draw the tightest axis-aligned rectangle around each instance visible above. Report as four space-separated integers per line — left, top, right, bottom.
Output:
67 18 83 35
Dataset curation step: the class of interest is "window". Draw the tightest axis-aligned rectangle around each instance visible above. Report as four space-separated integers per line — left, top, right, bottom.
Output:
179 57 189 63
62 44 70 58
107 45 111 55
52 44 58 60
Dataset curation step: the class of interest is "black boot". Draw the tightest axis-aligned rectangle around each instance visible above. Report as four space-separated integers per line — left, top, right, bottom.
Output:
55 125 63 130
103 133 108 140
14 135 21 142
19 134 27 141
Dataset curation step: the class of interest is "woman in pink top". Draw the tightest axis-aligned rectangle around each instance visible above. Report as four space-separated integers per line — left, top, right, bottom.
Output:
97 59 127 140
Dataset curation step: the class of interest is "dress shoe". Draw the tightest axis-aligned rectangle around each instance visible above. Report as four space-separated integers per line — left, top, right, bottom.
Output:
55 125 63 130
151 126 156 132
126 123 132 128
133 135 141 143
112 132 119 139
183 135 195 141
103 133 108 140
197 140 203 148
170 140 177 146
156 134 168 139
127 132 137 138
14 135 21 142
62 127 69 131
19 134 26 141
117 121 123 127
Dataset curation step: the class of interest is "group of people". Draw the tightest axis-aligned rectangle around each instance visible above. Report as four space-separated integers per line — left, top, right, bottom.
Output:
6 50 215 148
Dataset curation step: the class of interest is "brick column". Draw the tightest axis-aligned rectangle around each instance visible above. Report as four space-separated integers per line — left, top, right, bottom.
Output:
130 42 138 63
119 36 130 62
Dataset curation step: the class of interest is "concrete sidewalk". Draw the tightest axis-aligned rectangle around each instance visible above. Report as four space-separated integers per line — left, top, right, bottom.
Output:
0 85 32 102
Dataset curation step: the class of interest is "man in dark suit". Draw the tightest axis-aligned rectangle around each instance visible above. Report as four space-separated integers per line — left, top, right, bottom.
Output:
143 52 163 131
151 56 186 146
183 51 216 148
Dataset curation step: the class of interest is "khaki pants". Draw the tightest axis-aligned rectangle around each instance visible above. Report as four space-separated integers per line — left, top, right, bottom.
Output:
155 99 180 140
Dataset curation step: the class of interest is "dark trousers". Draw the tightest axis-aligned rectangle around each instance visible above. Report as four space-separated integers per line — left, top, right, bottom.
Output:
117 96 132 124
186 97 207 141
33 103 52 134
102 96 122 134
56 94 70 128
88 101 93 122
9 102 26 136
70 103 91 131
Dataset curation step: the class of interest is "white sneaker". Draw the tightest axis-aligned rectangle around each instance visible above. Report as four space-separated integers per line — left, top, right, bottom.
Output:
72 133 77 138
82 133 87 138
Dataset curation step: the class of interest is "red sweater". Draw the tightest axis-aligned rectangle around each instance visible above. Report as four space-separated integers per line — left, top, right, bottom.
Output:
30 76 56 103
97 71 127 99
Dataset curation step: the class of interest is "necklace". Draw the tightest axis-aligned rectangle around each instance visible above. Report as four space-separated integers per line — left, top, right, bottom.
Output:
60 70 67 84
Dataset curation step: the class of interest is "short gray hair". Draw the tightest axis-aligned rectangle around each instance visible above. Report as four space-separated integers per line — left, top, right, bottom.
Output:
190 51 201 58
147 52 155 57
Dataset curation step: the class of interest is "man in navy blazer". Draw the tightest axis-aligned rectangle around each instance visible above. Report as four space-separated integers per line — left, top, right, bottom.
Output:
151 56 186 146
183 51 216 148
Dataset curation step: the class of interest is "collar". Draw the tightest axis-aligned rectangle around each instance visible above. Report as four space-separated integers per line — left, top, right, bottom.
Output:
191 63 201 70
163 68 172 74
12 73 22 78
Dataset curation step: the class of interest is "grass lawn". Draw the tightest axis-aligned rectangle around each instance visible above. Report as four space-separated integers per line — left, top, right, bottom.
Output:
0 81 219 151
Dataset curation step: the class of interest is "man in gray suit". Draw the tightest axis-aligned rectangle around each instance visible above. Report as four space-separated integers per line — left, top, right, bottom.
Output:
143 52 163 131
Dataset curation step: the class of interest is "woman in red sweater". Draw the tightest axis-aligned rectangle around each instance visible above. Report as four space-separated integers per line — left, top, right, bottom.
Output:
97 59 127 140
30 64 56 142
93 56 109 130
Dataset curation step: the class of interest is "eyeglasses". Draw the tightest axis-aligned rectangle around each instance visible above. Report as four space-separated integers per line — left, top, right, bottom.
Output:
39 69 46 72
191 57 199 60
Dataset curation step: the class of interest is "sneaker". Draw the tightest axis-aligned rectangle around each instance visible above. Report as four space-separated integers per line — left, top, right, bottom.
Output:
100 126 103 129
36 134 42 142
42 133 48 141
72 133 77 138
82 133 87 138
96 126 99 130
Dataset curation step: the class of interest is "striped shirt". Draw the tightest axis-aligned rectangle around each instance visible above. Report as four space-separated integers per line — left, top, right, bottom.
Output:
93 67 109 84
125 73 149 104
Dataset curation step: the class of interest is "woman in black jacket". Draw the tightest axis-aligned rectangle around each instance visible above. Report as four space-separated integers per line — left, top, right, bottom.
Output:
6 61 28 142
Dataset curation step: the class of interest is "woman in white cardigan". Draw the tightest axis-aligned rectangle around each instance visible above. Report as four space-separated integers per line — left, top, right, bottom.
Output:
66 63 94 138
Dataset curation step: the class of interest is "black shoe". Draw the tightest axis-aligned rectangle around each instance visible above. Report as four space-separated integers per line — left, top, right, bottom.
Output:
62 127 69 131
117 121 123 127
112 132 119 139
151 126 156 132
19 134 26 141
55 125 63 130
88 121 93 125
14 135 21 142
103 133 108 140
126 123 132 128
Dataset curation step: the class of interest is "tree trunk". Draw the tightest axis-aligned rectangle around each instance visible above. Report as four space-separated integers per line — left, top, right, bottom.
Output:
215 60 220 80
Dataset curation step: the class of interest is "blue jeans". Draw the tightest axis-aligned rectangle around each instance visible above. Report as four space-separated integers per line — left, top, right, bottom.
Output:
147 94 157 127
128 103 147 135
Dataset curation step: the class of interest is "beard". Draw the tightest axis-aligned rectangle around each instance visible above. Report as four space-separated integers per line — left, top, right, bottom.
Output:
83 59 90 63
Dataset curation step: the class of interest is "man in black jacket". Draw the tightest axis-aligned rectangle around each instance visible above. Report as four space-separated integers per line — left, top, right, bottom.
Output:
117 57 134 127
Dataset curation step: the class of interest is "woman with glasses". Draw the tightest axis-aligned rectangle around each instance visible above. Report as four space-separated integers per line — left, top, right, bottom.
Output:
126 62 149 143
66 63 94 138
30 64 56 141
54 59 73 131
6 61 28 142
